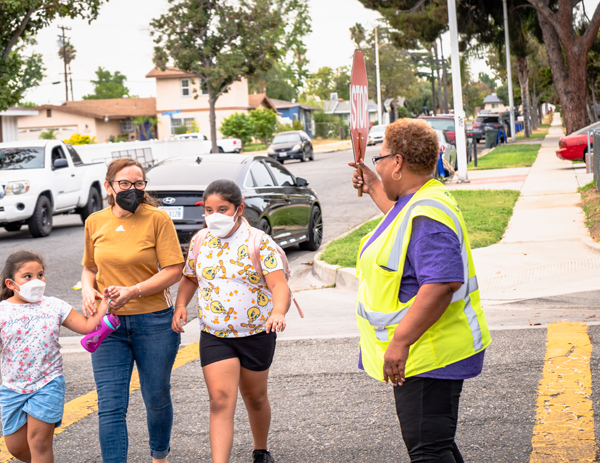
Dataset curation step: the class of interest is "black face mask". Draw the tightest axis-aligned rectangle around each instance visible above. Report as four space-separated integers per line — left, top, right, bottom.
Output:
114 188 145 214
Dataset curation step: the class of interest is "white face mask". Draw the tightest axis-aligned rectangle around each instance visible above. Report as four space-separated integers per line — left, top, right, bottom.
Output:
11 279 46 303
205 207 239 238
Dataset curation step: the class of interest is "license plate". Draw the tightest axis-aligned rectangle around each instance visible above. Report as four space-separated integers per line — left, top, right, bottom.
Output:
279 152 288 157
159 206 184 220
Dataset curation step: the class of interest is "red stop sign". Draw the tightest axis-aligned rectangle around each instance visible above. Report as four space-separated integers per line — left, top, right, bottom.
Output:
350 50 369 164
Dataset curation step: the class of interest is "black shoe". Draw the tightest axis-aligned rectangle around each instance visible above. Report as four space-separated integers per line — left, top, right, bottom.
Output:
252 449 274 463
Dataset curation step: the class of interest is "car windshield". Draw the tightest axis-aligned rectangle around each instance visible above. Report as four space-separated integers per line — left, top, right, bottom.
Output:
0 147 45 170
423 119 455 131
272 133 301 144
370 126 386 133
476 116 501 123
573 121 600 136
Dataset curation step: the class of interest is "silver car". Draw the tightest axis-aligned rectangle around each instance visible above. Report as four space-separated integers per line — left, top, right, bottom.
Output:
367 125 387 145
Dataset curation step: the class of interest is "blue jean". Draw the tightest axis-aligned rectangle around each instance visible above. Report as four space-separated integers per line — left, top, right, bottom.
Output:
91 307 181 462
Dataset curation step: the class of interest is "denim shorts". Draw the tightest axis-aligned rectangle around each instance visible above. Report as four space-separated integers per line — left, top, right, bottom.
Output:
0 375 65 435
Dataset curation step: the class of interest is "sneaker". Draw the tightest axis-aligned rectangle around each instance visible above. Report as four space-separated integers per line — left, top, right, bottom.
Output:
252 449 274 463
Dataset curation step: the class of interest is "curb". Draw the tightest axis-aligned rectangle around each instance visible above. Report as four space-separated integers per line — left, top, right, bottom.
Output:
582 236 600 256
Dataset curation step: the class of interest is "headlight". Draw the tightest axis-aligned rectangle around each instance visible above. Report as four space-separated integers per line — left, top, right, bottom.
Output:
267 147 275 154
6 180 30 195
292 143 302 151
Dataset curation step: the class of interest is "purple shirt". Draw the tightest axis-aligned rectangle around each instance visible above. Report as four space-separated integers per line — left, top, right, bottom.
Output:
359 193 485 380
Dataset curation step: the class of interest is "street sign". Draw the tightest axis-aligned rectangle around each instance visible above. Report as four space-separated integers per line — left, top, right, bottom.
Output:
350 50 369 197
161 110 181 117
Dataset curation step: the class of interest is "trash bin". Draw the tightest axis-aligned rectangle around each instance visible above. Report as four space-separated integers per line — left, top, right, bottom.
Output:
485 128 499 148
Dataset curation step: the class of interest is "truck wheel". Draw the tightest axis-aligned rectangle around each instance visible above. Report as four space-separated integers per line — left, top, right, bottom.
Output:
28 196 53 238
3 222 22 232
258 217 272 236
78 187 101 223
218 147 224 153
299 206 323 251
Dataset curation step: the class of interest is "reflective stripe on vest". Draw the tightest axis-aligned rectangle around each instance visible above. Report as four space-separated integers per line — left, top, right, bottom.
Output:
356 199 484 351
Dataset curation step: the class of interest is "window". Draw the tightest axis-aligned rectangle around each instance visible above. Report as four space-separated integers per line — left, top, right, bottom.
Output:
170 117 196 135
250 162 275 187
0 147 45 170
292 113 298 121
46 109 52 118
492 103 498 109
181 78 190 97
121 120 134 133
200 80 208 96
65 145 83 165
266 161 295 187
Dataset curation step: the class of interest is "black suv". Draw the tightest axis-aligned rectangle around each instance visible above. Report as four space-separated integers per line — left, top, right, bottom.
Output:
472 114 508 143
267 131 314 164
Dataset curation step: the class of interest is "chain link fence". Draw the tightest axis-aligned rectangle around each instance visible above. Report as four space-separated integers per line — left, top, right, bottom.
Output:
313 122 348 139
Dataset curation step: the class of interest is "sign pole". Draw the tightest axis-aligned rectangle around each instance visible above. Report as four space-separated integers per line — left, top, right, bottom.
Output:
350 50 370 198
357 132 363 197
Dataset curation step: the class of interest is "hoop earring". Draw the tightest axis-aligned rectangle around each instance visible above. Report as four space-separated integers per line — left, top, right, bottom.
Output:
392 171 402 181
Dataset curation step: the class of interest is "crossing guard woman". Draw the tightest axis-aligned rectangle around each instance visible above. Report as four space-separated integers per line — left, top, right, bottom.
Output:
349 119 491 463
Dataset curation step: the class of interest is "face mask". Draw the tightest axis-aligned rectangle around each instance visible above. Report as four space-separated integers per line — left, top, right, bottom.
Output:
11 279 46 303
205 207 239 238
114 188 145 214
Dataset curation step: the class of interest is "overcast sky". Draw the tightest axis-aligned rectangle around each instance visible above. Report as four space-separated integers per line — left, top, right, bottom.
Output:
23 0 600 105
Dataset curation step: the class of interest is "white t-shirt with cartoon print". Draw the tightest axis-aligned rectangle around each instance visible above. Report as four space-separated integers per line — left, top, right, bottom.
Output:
0 297 72 393
184 221 284 338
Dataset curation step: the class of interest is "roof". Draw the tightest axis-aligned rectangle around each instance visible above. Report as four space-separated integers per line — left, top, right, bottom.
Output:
483 94 503 104
35 97 157 120
269 98 320 111
0 107 38 116
145 67 196 79
248 93 278 112
324 99 377 114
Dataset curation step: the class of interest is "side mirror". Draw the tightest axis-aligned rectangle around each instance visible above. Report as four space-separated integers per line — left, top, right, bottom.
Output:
296 177 309 187
53 158 68 169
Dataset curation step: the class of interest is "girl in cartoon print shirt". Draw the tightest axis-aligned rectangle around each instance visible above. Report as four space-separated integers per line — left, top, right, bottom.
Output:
173 179 290 463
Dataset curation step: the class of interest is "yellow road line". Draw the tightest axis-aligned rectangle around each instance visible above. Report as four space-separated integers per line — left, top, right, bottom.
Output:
0 342 199 462
530 322 597 462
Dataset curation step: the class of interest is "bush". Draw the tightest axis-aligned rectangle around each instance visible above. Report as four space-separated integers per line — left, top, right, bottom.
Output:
313 110 344 139
277 120 304 132
220 112 254 145
397 106 410 119
63 133 96 145
249 108 278 145
39 129 57 140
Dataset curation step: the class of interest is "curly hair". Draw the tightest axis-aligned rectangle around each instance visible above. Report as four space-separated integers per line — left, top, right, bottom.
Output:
384 119 439 175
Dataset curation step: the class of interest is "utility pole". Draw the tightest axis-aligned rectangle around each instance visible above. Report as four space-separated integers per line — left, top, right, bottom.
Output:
58 25 71 101
447 0 468 182
502 0 516 143
375 25 382 125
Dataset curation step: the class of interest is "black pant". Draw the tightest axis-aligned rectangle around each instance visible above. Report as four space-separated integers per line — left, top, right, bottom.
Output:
394 377 464 463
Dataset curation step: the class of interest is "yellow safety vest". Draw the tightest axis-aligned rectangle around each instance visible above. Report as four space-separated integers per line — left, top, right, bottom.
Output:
356 179 491 382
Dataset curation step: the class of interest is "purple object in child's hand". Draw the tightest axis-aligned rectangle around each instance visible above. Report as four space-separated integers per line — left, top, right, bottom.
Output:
81 313 120 353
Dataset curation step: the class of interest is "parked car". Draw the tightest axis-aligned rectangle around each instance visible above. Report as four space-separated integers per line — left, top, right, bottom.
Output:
146 154 323 251
556 120 600 164
472 114 507 143
434 129 458 172
367 124 387 145
0 141 106 237
267 131 313 163
418 115 457 143
174 133 242 153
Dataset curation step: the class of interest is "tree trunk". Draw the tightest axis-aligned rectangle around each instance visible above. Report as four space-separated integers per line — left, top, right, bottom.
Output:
591 82 598 123
430 70 437 116
209 95 219 153
537 14 589 135
433 44 443 114
531 77 539 130
586 96 594 124
539 104 543 126
515 56 531 137
439 38 449 114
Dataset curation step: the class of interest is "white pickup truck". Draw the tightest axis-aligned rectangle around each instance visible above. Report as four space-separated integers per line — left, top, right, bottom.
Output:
173 133 242 153
0 140 107 237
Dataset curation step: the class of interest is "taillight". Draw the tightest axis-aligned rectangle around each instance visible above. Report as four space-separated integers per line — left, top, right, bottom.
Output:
558 140 567 149
473 123 480 128
233 140 237 145
195 201 204 206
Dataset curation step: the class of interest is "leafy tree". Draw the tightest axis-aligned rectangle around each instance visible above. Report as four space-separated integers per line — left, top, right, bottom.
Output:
405 79 433 116
478 73 496 92
249 108 278 145
220 112 255 145
0 0 103 110
18 101 38 108
83 67 130 100
58 41 76 65
277 120 304 132
64 133 96 145
304 67 335 101
152 0 284 153
39 129 57 140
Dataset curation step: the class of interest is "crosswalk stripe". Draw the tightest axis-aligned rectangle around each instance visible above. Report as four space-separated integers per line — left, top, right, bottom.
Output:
0 342 200 462
530 322 597 462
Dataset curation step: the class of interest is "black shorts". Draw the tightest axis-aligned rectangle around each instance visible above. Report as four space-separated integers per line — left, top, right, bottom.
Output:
200 330 277 371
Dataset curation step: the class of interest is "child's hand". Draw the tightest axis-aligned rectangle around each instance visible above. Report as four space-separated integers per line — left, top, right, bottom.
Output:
264 314 286 333
104 286 121 310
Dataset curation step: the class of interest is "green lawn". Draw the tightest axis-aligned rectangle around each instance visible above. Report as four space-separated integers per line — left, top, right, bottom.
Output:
242 143 267 152
469 143 541 170
320 189 520 268
516 132 546 140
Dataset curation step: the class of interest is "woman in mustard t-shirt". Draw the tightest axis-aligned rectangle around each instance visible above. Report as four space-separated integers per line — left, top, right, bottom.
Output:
81 158 184 463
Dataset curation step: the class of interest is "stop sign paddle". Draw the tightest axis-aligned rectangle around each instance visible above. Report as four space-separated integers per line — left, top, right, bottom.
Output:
350 50 369 197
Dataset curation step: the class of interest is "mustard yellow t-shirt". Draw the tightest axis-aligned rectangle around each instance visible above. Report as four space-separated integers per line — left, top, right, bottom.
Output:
82 204 184 315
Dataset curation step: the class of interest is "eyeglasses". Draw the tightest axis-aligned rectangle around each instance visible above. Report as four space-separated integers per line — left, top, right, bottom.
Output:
372 154 394 166
112 180 147 190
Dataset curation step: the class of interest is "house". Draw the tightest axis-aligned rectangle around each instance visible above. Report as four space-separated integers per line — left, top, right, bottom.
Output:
323 96 378 125
248 93 279 113
268 98 320 136
482 94 508 113
18 98 157 142
148 67 267 140
1 108 38 142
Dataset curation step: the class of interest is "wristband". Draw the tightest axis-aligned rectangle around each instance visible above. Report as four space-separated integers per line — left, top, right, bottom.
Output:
176 304 186 308
136 284 142 298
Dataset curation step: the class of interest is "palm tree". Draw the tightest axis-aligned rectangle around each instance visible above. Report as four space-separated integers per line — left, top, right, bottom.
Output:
39 129 57 140
349 23 366 47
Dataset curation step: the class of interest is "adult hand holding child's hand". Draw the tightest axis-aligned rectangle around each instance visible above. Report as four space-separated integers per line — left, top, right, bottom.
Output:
82 288 102 317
